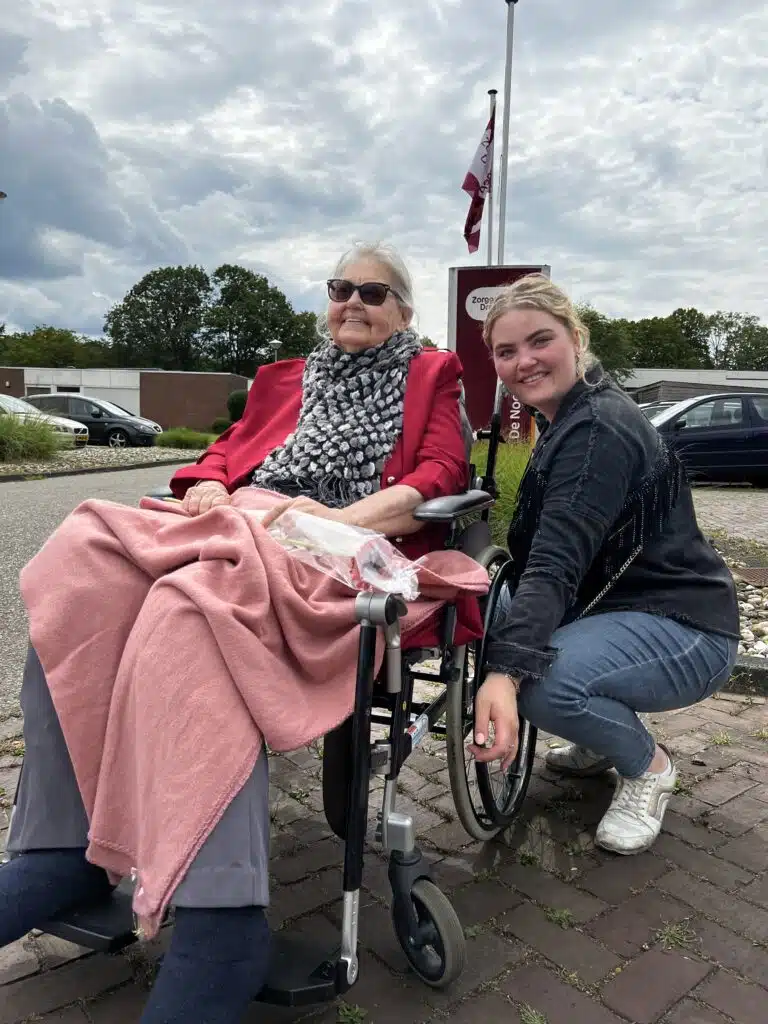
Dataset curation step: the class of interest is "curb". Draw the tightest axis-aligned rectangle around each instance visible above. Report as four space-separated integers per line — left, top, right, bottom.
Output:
0 458 195 484
724 654 768 698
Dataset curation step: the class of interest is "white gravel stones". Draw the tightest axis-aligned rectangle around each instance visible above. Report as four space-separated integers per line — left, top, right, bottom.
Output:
0 446 200 477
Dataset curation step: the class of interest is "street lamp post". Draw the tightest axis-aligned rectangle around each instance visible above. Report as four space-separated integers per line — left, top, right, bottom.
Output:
268 339 281 362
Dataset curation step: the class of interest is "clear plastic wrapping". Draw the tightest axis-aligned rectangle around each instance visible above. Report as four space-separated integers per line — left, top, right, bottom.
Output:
259 508 420 600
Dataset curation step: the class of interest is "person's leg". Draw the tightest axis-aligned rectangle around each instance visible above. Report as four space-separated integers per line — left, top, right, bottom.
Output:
140 906 271 1024
0 849 113 947
139 749 272 1021
519 611 736 777
517 611 737 853
0 646 113 948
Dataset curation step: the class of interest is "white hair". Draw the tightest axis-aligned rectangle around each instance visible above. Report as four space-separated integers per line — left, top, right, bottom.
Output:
332 242 415 315
315 242 416 343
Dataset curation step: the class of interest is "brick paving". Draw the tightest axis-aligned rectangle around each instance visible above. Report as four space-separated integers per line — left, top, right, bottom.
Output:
0 691 767 1023
692 486 768 545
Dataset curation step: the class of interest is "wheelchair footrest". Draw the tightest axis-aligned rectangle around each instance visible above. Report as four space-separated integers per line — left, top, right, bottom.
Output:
39 881 138 954
258 932 341 1006
38 888 342 1006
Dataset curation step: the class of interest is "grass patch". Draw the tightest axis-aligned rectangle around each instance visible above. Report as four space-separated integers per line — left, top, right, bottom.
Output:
752 728 768 741
544 907 574 929
518 851 540 867
0 738 24 758
706 528 768 568
0 414 61 463
712 731 732 746
518 1005 548 1024
654 921 697 950
471 439 531 547
337 1004 367 1024
156 427 217 450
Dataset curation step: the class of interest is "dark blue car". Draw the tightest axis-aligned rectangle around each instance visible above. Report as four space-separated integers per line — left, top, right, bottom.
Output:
650 392 768 486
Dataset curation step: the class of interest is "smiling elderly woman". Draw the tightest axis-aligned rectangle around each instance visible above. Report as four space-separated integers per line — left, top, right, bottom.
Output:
2 244 475 1024
469 274 740 857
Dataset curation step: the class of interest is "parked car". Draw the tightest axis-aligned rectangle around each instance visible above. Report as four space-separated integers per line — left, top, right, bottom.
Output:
650 392 768 486
638 401 675 419
25 394 163 448
0 393 89 447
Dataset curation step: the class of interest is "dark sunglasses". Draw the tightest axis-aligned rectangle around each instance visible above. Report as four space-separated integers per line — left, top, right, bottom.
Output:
327 278 400 306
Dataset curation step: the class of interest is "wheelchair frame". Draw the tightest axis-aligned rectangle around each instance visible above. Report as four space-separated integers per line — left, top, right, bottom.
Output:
10 379 538 1004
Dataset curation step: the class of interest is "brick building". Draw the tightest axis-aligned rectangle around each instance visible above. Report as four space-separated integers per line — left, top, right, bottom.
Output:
0 366 249 431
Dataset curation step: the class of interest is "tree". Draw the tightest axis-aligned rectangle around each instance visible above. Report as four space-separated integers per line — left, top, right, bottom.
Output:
575 305 634 382
668 308 712 368
104 266 211 370
707 312 768 371
291 311 320 359
420 336 438 349
0 326 114 368
202 265 316 375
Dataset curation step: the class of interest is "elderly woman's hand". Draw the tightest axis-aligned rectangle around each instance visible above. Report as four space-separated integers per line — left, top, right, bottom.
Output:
468 672 521 772
260 497 348 530
182 481 232 517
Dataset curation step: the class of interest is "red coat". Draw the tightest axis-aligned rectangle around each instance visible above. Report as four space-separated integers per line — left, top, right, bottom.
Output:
170 348 484 643
170 349 469 563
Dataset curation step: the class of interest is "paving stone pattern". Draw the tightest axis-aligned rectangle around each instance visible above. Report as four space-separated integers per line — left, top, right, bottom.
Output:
0 690 767 1023
691 486 768 546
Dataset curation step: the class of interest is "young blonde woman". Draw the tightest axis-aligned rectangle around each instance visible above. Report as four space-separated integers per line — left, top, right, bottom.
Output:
470 274 739 855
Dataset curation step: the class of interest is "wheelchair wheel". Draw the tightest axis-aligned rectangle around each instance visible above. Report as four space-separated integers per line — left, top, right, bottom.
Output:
446 550 537 841
391 879 465 988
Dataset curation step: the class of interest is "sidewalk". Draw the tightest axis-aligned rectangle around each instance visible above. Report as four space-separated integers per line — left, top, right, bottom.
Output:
1 691 766 1024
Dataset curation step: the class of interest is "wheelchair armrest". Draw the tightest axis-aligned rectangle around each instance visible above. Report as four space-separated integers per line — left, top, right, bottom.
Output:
412 489 494 523
145 486 174 500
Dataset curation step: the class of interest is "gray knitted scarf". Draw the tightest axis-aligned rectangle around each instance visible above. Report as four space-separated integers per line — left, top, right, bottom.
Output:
251 328 423 508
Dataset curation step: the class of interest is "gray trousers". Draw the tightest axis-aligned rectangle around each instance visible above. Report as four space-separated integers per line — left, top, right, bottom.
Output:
8 646 270 908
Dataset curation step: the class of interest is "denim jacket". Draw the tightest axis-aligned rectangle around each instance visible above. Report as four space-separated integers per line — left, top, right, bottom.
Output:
485 371 740 682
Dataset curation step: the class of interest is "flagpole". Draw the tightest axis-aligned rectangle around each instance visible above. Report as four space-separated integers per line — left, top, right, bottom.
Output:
496 0 519 266
486 89 497 266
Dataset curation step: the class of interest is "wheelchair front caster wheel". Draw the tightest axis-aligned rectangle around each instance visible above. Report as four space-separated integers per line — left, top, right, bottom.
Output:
391 878 466 988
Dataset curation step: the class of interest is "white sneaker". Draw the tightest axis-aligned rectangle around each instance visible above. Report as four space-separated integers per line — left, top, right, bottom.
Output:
545 743 613 777
595 750 677 855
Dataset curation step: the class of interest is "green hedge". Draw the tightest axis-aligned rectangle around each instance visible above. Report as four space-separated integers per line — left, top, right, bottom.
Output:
211 417 232 435
227 390 248 423
156 427 217 450
0 416 61 463
471 440 531 547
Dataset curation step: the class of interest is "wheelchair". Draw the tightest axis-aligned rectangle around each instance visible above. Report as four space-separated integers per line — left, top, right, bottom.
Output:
10 381 537 1005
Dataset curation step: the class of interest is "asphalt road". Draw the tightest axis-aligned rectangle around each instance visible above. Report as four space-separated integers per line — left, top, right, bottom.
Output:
0 465 186 720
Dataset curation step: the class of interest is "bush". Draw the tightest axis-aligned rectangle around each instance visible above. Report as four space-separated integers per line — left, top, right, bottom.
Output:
211 416 232 435
227 390 248 423
471 439 531 547
0 415 60 463
156 427 217 450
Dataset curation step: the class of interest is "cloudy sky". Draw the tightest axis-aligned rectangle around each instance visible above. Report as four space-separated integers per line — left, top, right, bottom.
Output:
1 0 766 345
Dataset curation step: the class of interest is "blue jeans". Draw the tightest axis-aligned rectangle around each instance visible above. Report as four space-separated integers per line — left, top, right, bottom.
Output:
513 608 738 777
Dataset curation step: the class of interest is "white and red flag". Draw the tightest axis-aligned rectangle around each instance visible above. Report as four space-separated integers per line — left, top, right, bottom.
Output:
461 110 495 254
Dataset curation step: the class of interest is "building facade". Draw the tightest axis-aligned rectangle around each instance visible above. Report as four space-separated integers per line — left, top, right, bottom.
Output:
0 367 249 431
624 368 768 404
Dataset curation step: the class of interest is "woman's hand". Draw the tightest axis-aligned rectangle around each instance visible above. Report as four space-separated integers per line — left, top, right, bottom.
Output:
182 481 232 517
467 672 521 772
260 497 348 530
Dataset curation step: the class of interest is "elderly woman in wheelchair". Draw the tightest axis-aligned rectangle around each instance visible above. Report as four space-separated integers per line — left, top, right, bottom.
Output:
1 244 526 1023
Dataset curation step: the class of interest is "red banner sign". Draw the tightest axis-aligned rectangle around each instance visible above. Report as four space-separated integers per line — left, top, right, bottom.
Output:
447 264 550 439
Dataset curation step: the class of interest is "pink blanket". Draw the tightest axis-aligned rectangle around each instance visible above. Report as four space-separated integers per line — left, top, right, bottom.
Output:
19 488 488 938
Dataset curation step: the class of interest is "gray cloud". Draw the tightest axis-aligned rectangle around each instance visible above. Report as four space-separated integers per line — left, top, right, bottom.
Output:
1 0 766 342
0 32 29 88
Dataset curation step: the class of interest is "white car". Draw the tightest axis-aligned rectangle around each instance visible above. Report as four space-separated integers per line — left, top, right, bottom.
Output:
0 393 90 447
